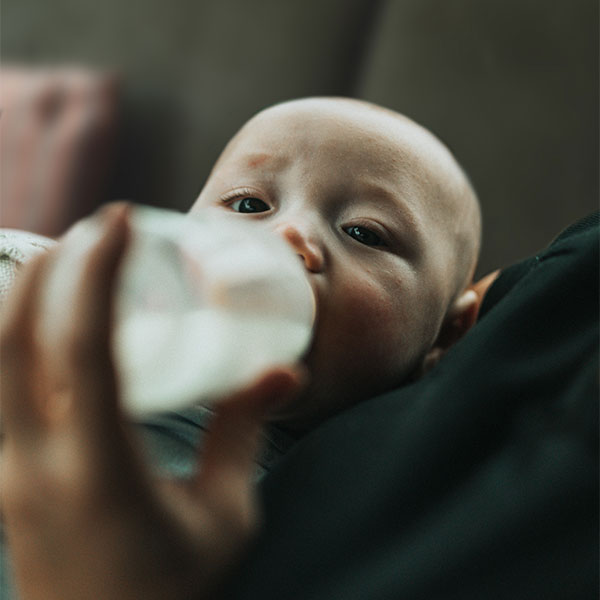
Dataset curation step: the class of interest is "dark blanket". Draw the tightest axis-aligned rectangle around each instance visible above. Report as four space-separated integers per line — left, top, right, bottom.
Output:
221 213 599 600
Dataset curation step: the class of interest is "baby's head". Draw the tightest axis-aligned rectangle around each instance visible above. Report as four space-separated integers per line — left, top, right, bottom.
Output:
192 97 481 430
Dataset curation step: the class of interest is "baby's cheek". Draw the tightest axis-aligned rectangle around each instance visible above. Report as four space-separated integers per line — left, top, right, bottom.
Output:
301 285 416 412
331 285 409 364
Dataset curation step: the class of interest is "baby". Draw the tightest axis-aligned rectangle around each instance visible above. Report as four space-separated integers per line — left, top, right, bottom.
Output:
191 96 482 432
0 96 485 600
0 96 482 448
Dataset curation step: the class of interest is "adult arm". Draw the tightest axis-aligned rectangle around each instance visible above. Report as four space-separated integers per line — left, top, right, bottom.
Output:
0 204 303 600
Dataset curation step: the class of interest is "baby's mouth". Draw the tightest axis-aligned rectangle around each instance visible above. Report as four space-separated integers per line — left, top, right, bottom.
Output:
302 280 320 357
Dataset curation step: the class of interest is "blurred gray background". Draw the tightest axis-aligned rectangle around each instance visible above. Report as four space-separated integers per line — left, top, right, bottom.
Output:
2 0 598 277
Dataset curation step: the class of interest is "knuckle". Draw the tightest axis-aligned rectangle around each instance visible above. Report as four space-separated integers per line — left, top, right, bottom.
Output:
221 500 259 542
63 320 107 369
0 321 30 365
1 452 93 524
1 459 43 521
67 333 103 369
0 320 22 352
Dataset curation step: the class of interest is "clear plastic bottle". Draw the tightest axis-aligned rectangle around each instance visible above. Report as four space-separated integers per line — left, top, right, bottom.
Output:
41 205 316 417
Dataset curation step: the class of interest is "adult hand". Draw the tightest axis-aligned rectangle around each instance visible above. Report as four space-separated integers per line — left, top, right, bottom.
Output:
0 204 304 600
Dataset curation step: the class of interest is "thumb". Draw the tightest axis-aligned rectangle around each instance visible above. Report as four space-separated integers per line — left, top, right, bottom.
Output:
194 367 303 522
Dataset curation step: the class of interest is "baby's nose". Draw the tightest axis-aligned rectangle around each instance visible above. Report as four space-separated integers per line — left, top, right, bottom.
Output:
274 223 324 273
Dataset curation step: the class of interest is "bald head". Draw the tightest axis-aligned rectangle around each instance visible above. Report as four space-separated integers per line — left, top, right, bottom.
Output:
212 97 481 301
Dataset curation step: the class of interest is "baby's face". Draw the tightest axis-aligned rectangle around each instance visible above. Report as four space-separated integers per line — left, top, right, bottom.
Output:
192 98 469 429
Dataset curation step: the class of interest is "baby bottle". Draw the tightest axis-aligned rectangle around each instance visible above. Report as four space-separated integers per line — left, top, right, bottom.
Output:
41 205 316 417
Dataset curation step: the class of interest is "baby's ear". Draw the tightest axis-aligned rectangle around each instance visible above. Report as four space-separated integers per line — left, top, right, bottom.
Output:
417 270 501 377
435 288 480 349
416 286 481 378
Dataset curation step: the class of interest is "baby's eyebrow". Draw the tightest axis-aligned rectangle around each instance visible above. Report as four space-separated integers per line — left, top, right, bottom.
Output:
355 183 423 253
359 184 419 228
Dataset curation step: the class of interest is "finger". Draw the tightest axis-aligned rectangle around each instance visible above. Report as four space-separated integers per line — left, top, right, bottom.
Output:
0 251 51 438
195 367 304 518
61 203 130 433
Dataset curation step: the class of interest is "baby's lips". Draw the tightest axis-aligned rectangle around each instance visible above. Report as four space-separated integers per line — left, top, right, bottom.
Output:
299 284 317 360
304 277 319 333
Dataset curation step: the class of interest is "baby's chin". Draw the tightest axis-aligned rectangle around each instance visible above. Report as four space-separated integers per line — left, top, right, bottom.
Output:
267 336 422 432
264 373 364 434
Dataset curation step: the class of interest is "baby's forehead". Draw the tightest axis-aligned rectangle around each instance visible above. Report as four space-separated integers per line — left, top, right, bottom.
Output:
238 100 414 148
222 102 434 180
216 98 473 211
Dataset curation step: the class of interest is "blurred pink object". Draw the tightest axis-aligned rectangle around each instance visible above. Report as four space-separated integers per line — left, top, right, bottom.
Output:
0 65 119 237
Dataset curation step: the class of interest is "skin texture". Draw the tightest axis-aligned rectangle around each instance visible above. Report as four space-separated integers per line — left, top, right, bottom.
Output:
0 96 494 600
193 97 482 430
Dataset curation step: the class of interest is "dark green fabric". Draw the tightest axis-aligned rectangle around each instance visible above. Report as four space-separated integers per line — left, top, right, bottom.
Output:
0 215 596 598
221 213 599 600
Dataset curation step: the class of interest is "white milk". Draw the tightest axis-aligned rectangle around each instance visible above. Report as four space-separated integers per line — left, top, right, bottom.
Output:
41 205 316 417
113 207 316 416
115 309 312 415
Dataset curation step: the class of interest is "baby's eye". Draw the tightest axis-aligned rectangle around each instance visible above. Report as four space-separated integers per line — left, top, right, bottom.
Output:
231 197 270 213
344 225 385 247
